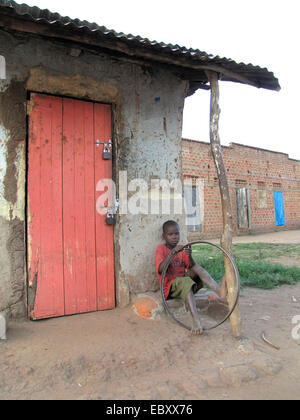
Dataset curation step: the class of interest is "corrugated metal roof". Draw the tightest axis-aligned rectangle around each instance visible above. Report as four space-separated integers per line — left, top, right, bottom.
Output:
0 0 280 92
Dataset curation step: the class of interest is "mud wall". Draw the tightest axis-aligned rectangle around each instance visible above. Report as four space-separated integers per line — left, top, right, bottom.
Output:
0 29 188 317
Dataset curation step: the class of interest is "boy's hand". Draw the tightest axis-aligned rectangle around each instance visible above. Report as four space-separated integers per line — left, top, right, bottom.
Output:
183 246 192 257
184 246 196 268
170 245 193 257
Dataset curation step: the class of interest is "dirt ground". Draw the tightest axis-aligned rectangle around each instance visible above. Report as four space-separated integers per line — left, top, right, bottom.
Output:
1 229 300 401
231 229 300 244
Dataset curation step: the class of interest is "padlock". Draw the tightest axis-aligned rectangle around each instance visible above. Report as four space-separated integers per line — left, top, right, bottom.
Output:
106 212 116 225
103 143 111 160
95 139 112 160
105 201 118 225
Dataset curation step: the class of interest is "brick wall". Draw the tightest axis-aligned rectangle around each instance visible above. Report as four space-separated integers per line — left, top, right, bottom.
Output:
182 139 300 239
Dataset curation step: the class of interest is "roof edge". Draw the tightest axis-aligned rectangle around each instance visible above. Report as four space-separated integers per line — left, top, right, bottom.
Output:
0 0 281 92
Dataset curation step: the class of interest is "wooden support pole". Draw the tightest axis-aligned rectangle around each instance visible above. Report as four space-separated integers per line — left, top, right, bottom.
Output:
206 70 242 338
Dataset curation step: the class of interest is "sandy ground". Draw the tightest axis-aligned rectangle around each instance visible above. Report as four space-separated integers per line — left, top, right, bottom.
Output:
232 229 300 244
1 229 300 401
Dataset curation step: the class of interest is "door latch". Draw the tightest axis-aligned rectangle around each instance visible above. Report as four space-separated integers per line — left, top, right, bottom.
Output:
95 139 112 160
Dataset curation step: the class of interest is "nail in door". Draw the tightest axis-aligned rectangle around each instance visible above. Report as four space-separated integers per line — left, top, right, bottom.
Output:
28 93 115 319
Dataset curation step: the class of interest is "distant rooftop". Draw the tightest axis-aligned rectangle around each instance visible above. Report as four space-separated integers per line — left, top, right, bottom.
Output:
182 138 299 162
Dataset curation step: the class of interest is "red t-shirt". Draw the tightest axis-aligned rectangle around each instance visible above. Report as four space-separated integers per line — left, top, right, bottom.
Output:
155 243 190 300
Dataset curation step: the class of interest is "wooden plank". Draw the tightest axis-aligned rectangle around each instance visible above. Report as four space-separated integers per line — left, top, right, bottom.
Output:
94 103 115 310
28 93 64 319
62 98 98 315
82 100 98 312
61 97 75 315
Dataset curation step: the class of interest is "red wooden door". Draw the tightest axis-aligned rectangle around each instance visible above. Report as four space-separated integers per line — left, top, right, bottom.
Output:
27 93 115 319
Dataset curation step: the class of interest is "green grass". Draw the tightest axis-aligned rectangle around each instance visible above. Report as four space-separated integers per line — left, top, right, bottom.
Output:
191 243 300 290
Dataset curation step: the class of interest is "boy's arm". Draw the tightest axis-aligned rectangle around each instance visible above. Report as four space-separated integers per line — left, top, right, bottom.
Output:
158 256 171 274
158 246 196 273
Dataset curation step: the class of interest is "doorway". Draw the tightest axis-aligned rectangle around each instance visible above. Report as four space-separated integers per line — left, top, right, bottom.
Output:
27 93 115 319
274 191 285 226
236 187 250 230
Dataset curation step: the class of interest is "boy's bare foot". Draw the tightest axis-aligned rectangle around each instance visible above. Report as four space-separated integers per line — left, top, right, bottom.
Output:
207 291 225 304
191 317 204 335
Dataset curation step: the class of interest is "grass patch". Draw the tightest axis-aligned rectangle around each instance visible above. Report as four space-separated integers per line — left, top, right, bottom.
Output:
192 243 300 290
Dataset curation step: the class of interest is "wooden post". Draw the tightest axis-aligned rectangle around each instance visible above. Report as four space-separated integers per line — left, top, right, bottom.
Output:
206 70 242 338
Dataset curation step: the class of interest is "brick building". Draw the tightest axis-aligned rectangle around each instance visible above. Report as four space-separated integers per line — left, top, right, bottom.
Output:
182 139 300 239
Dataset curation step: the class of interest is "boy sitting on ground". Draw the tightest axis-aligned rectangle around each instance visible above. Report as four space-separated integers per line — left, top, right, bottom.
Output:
155 220 227 335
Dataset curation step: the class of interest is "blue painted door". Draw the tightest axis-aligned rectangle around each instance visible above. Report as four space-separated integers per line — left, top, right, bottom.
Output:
274 191 285 226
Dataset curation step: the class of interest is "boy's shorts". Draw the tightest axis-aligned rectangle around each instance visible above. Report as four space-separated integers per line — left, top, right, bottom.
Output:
168 271 203 302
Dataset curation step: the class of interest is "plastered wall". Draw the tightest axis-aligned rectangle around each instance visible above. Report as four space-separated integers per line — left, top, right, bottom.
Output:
0 29 188 318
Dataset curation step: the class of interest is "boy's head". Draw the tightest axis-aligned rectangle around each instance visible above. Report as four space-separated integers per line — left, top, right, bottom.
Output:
162 220 180 248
